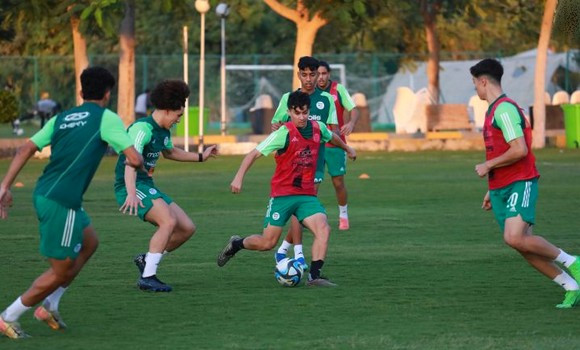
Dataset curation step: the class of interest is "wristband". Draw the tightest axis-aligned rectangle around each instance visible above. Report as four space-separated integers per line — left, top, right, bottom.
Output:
198 153 203 162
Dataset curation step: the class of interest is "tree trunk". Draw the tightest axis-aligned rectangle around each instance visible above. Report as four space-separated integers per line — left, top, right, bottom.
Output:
263 0 327 90
71 14 88 106
532 0 557 149
117 0 136 126
421 0 441 104
292 23 319 89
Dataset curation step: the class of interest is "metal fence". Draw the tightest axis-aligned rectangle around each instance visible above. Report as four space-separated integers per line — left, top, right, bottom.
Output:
1 51 578 126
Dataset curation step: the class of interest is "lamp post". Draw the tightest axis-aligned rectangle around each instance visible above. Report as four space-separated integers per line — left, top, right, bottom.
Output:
195 0 210 152
182 26 189 151
216 2 230 136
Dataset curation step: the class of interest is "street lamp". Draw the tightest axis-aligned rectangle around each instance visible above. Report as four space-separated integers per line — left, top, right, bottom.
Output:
216 2 230 136
195 0 210 152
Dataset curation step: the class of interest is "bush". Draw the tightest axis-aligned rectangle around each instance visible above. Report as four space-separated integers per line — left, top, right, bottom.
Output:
0 90 18 123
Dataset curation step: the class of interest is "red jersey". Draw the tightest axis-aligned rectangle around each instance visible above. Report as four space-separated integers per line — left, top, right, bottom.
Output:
270 121 321 197
326 81 346 147
483 96 539 190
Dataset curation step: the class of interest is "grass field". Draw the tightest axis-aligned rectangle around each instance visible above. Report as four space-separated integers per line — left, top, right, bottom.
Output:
1 149 580 349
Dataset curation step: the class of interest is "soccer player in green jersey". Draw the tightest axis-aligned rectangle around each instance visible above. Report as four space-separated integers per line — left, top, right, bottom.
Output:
317 60 358 230
271 56 338 270
217 91 356 286
471 58 580 308
115 80 217 293
0 67 143 339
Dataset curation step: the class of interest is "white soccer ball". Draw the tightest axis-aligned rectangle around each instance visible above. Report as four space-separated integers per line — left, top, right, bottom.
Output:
274 258 304 287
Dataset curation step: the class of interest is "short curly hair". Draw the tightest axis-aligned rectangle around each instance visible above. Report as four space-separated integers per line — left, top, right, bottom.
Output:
150 80 190 110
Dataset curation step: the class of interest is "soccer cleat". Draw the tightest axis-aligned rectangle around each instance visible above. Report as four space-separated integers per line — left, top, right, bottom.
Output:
0 315 30 339
338 217 350 230
134 253 146 275
296 257 309 271
306 275 337 287
34 305 67 330
568 257 580 282
137 275 172 292
556 290 580 309
275 252 287 264
217 235 241 267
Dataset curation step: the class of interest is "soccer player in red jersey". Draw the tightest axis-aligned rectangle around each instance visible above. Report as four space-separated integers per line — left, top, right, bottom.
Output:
471 58 580 308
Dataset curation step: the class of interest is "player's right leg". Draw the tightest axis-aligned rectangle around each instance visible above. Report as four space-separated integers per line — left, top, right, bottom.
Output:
217 225 284 267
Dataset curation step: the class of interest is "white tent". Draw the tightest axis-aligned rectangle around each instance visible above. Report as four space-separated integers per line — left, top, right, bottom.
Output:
379 49 579 124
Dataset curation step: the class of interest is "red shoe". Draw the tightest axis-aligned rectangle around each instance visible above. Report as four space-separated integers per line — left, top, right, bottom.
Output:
339 217 350 230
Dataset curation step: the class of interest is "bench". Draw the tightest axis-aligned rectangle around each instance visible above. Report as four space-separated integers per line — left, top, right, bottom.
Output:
426 104 472 132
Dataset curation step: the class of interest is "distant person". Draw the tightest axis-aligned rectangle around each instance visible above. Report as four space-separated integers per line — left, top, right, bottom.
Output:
0 67 143 339
115 80 218 293
470 58 580 309
135 89 151 119
36 92 58 128
317 60 358 230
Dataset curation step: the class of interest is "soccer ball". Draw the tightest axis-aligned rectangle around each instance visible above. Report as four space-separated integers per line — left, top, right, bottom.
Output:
275 258 304 287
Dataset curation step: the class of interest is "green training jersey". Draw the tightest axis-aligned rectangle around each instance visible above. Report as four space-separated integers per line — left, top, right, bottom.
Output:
114 116 173 187
271 89 338 126
256 120 333 156
31 102 133 209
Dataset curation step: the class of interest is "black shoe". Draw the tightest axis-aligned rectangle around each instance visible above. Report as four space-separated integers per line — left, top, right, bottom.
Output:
217 235 241 267
134 253 146 275
137 275 172 292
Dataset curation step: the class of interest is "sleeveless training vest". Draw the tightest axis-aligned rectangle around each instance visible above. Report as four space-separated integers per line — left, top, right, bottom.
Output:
483 96 539 190
326 81 346 147
270 121 321 197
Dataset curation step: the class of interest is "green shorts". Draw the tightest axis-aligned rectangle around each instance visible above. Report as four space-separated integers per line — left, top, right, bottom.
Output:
34 195 91 260
115 182 173 221
314 144 326 184
325 146 347 177
263 195 327 228
489 178 538 231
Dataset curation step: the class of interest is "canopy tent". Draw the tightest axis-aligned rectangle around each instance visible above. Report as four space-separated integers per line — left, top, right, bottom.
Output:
379 49 579 124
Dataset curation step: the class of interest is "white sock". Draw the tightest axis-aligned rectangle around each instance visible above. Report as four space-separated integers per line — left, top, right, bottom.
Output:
294 244 304 261
277 240 292 255
1 297 31 323
554 249 577 268
339 205 348 219
143 252 163 278
43 287 67 312
553 272 579 291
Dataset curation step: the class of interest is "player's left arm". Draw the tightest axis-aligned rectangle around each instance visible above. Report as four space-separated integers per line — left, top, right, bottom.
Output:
318 121 356 160
337 85 358 136
475 103 527 177
162 144 218 162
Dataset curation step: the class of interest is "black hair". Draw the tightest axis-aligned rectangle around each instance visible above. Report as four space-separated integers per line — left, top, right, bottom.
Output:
318 60 331 72
297 56 320 71
287 90 310 110
150 80 190 110
469 58 503 84
80 67 115 100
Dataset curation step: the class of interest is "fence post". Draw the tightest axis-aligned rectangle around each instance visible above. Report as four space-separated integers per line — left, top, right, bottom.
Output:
33 56 39 104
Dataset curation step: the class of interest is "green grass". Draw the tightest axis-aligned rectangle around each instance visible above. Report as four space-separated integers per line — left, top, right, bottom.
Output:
1 149 580 349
